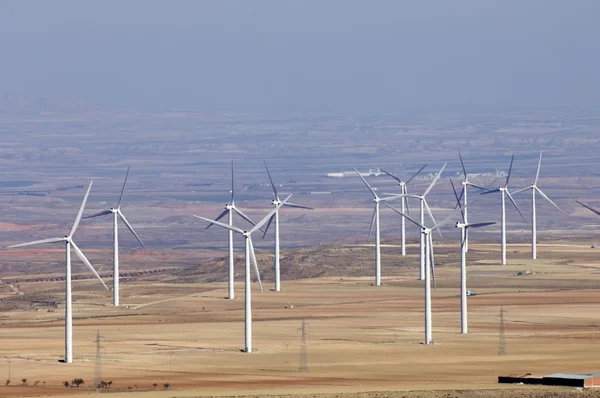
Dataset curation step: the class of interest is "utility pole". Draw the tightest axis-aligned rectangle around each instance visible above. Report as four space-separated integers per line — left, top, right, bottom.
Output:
94 330 103 387
7 359 10 381
498 306 507 356
298 319 308 372
284 341 289 364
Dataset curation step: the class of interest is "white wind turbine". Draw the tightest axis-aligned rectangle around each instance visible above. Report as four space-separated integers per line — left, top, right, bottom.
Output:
511 151 562 260
457 151 488 253
481 154 525 265
380 164 427 256
450 179 495 334
386 164 447 281
262 162 312 292
84 166 146 306
385 202 460 345
204 161 257 299
194 195 291 353
8 181 108 363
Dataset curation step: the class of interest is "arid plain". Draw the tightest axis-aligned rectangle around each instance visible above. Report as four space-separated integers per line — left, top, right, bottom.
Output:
2 102 600 397
2 240 600 397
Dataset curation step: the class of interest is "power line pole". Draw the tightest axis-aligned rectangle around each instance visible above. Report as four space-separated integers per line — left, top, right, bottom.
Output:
498 306 507 356
94 330 103 387
284 341 289 364
7 359 10 381
298 319 308 372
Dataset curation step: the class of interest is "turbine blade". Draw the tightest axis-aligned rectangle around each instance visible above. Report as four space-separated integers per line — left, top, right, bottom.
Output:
233 207 256 226
577 200 600 217
534 151 543 186
458 150 467 180
83 209 112 220
467 183 488 191
193 215 244 234
505 154 515 187
9 237 65 248
380 194 413 201
261 214 275 239
536 187 562 213
354 167 379 199
423 163 447 197
248 237 263 293
367 206 376 241
70 241 108 290
264 161 280 200
383 202 424 229
480 188 500 195
511 186 531 196
405 164 428 184
250 194 292 234
118 210 146 248
432 206 464 231
283 202 313 210
506 191 526 221
205 209 229 229
69 181 93 238
423 199 438 227
231 160 235 204
450 178 464 216
117 165 131 208
380 168 402 184
467 221 496 229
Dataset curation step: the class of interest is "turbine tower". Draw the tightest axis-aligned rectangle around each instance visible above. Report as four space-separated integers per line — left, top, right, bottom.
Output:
194 195 291 352
380 164 427 256
204 161 257 299
387 164 446 280
481 154 525 265
385 202 459 344
457 151 487 253
84 166 146 306
511 152 562 260
263 162 312 292
451 179 495 334
9 182 108 363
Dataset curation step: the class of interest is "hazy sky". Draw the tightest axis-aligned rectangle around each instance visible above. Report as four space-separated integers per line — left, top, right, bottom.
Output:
0 1 599 113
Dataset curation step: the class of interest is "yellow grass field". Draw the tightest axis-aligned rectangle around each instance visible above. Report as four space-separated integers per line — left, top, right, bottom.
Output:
2 241 600 398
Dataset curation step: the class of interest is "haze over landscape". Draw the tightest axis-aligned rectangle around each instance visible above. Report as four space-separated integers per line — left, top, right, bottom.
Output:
1 2 600 398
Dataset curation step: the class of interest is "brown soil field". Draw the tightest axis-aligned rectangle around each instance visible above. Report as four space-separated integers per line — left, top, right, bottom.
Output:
2 241 600 398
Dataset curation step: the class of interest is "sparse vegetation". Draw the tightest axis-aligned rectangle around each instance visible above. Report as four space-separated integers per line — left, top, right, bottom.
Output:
62 381 69 389
71 378 84 388
20 378 27 386
163 382 170 390
5 380 9 387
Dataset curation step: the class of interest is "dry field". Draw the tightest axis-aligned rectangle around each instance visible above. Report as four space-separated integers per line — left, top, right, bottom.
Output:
1 240 600 398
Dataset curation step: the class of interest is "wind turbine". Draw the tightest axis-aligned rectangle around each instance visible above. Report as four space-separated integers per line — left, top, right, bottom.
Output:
203 161 257 299
8 181 108 363
84 166 146 306
262 162 312 292
511 151 562 260
380 164 427 256
451 179 495 334
481 154 525 265
457 151 488 253
386 164 447 281
194 195 291 353
385 202 460 345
